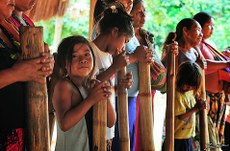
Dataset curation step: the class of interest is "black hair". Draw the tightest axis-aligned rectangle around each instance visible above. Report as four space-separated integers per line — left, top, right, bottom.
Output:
98 2 134 37
93 0 107 24
56 35 95 84
163 18 197 45
193 12 212 28
132 0 143 11
176 62 202 93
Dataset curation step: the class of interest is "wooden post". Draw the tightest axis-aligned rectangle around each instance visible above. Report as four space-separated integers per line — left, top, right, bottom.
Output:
139 62 154 151
89 0 97 40
199 70 209 151
117 68 130 151
93 98 107 151
165 51 176 151
20 26 50 151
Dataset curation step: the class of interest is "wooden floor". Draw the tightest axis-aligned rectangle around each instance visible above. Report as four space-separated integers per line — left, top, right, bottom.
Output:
50 91 167 151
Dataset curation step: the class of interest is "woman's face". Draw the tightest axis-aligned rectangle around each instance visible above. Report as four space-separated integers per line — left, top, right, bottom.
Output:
131 1 146 28
202 18 214 40
66 43 94 78
0 0 15 20
15 0 35 11
184 21 203 47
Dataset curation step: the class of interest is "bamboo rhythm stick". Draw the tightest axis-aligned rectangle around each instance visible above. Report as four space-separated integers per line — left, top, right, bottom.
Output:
139 62 154 150
165 49 176 151
165 33 177 151
93 92 107 151
20 26 50 151
117 67 130 151
199 70 209 150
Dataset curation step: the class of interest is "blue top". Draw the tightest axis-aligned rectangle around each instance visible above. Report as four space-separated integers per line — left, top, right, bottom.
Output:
125 36 140 97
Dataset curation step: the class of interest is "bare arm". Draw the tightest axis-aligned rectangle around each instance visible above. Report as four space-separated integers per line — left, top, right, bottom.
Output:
0 53 53 89
205 59 230 74
177 99 206 121
97 51 129 81
107 100 116 128
53 80 112 131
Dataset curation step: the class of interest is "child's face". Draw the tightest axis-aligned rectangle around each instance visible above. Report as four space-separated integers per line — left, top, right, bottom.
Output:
109 34 131 55
182 84 195 92
67 43 94 78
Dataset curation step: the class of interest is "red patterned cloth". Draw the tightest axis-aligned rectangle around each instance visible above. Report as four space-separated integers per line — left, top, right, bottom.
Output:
0 128 25 151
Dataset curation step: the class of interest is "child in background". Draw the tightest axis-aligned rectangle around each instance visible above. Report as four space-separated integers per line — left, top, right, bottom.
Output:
174 62 206 151
52 35 116 151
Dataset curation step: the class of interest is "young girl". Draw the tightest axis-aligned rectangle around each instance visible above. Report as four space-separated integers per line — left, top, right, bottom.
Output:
90 3 136 150
174 61 206 151
52 35 116 151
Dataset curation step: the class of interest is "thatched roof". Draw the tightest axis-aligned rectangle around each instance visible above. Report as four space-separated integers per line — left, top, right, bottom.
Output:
28 0 69 22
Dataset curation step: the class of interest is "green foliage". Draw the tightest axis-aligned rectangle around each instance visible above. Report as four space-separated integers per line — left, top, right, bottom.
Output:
144 0 230 55
36 0 230 55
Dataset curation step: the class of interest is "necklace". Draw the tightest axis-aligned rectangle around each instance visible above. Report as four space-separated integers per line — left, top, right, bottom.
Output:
12 14 30 26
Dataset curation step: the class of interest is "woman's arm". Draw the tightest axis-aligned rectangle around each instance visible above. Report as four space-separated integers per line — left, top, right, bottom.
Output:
0 53 53 89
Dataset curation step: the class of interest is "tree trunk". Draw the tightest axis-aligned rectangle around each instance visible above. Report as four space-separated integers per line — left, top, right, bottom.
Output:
20 26 50 151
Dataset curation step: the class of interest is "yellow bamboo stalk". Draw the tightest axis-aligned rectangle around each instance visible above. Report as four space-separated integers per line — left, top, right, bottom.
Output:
93 97 107 151
165 51 176 151
88 0 97 40
139 62 154 151
20 26 50 151
117 67 130 151
199 70 209 151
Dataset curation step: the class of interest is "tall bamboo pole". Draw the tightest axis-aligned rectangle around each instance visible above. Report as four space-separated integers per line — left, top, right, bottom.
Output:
199 70 209 151
165 51 176 151
89 0 97 40
117 67 130 151
139 62 154 151
93 97 107 151
20 26 50 151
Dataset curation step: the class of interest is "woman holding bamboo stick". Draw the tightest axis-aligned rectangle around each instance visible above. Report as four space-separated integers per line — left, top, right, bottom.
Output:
0 0 53 150
130 0 167 150
194 12 229 148
163 18 230 150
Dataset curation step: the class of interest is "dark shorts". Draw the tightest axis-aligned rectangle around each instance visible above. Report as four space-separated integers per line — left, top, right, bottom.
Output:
0 128 25 151
175 138 194 151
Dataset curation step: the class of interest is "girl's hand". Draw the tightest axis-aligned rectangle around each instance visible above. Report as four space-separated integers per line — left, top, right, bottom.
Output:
118 72 133 89
195 98 207 111
88 80 112 104
112 51 129 71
